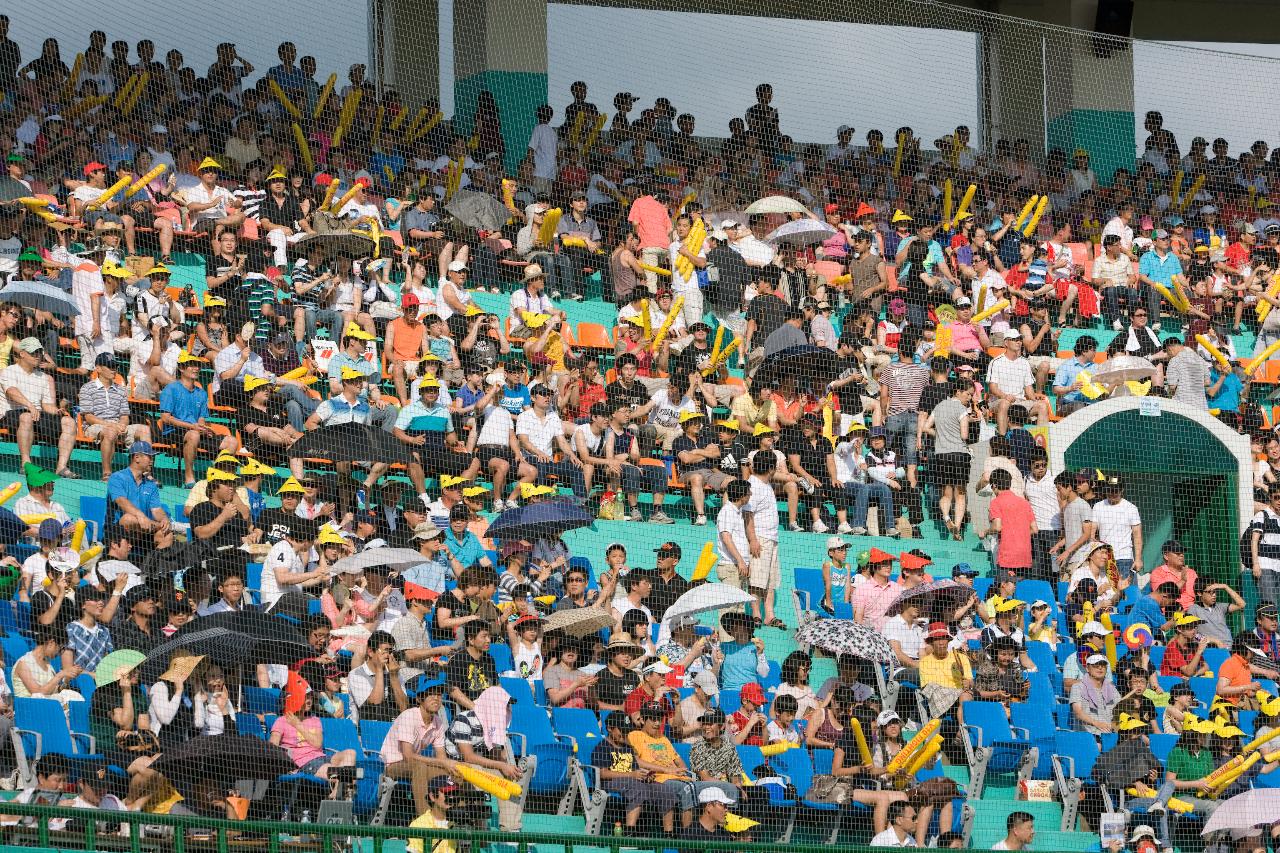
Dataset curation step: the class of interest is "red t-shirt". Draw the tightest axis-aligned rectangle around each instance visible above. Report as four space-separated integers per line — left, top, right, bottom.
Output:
1160 638 1199 677
623 685 676 722
728 710 767 746
989 490 1034 569
1224 242 1250 273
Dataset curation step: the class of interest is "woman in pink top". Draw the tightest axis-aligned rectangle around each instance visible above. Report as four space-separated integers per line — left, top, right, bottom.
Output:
321 563 391 653
269 690 357 783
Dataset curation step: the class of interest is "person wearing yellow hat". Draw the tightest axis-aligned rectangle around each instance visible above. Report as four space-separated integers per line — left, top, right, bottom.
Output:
393 377 481 507
137 262 186 332
260 165 305 266
182 450 251 514
210 314 318 433
161 346 233 488
238 373 304 469
671 409 732 527
189 466 252 555
304 362 391 506
323 320 399 435
185 156 243 237
255 477 308 546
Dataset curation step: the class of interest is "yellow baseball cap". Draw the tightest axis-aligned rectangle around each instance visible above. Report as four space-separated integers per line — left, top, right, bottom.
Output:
340 365 366 381
440 475 469 489
753 423 775 436
464 304 485 317
521 311 550 330
147 264 171 277
891 209 913 223
994 597 1025 613
198 156 222 171
316 524 347 546
203 294 227 308
419 353 442 363
177 350 206 364
265 167 287 182
206 467 238 483
244 375 271 393
277 476 306 495
715 419 740 431
679 411 706 425
100 260 130 278
342 322 374 341
238 458 274 477
463 485 491 498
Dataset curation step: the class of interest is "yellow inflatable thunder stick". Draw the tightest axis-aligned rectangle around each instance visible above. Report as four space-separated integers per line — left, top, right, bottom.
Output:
690 542 717 582
568 111 587 147
701 339 740 377
886 718 942 774
675 217 706 279
971 299 1010 325
709 326 725 365
822 397 836 443
267 78 302 120
0 483 20 506
70 520 86 552
759 741 795 758
331 89 362 149
313 74 337 119
849 717 873 765
1258 275 1280 323
19 514 55 525
331 180 366 216
651 296 685 351
62 94 108 121
1013 196 1039 231
1207 751 1260 795
1125 788 1194 812
371 105 386 149
1243 726 1280 754
1172 276 1193 313
398 106 428 139
1245 340 1280 376
891 132 907 178
905 735 944 778
284 125 313 175
501 179 519 213
560 236 588 249
942 179 953 229
120 72 150 116
1178 175 1205 213
127 164 168 197
1150 283 1187 314
444 159 465 202
537 208 563 245
1202 753 1252 790
678 190 698 216
112 73 139 110
1169 170 1185 209
1100 611 1118 668
950 183 978 228
581 114 608 156
1196 335 1231 370
78 545 103 567
639 263 671 278
455 764 520 800
637 300 651 339
1023 196 1050 236
86 176 132 211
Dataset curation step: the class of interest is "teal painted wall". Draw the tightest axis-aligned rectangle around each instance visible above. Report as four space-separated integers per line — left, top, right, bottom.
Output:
454 71 549 175
1047 109 1136 185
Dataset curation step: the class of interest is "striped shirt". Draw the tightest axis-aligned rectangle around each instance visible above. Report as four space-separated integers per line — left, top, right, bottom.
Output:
879 360 929 415
444 710 486 761
291 259 323 309
313 395 372 425
233 186 267 220
78 377 130 420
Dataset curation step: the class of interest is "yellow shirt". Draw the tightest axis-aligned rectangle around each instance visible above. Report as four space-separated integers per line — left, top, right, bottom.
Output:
627 730 684 782
407 811 455 853
918 650 972 690
730 395 776 432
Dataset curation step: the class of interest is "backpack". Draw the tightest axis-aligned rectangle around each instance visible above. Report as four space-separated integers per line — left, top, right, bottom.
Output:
1241 512 1280 569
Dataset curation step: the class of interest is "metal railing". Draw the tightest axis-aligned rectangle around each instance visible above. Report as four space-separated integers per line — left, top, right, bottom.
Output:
0 802 904 853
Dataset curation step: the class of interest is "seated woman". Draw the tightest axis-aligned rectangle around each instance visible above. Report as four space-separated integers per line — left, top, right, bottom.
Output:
87 651 162 809
871 711 953 844
542 639 596 709
808 706 909 836
270 679 358 796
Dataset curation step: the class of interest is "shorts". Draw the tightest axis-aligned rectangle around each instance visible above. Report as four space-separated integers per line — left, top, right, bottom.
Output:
749 539 781 590
2 409 65 442
193 219 221 234
84 422 147 442
477 445 516 468
1027 355 1063 373
931 452 972 487
299 756 328 776
682 468 733 490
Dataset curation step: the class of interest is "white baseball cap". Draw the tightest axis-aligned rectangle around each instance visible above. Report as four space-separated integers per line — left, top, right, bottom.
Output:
698 787 734 806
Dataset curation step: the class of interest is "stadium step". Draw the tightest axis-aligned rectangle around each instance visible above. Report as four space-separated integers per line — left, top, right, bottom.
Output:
969 799 1064 848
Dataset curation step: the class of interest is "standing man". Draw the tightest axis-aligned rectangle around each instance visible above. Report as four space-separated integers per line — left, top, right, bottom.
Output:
745 454 785 630
526 104 558 196
669 213 707 328
986 469 1035 579
1093 476 1144 582
879 334 929 530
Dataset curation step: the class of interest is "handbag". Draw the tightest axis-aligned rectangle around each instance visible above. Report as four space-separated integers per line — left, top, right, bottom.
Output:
116 728 161 757
908 776 960 809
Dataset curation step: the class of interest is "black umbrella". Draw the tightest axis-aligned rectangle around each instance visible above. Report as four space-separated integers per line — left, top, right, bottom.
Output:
183 609 309 649
140 541 206 579
140 626 310 682
151 734 295 791
287 422 413 465
487 499 593 541
756 344 844 388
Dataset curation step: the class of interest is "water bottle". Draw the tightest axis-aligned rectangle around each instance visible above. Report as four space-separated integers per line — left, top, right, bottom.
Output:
300 809 312 843
356 488 367 511
280 806 293 843
613 821 624 838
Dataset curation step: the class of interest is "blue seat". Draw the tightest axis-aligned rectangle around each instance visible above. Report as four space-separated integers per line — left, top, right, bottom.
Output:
359 720 393 757
1016 581 1059 623
245 563 264 604
1056 641 1078 667
672 741 693 765
1147 645 1166 673
718 690 742 715
1188 676 1218 709
236 712 266 738
772 746 844 844
1026 671 1055 707
791 568 826 621
1011 703 1056 779
761 660 782 691
67 698 91 736
507 704 574 797
1202 648 1230 674
243 686 282 715
499 676 536 707
1052 729 1101 830
1148 733 1179 766
80 495 107 537
1238 711 1259 737
490 643 513 673
13 697 105 773
961 700 1036 797
1025 642 1059 691
319 717 363 754
552 707 603 747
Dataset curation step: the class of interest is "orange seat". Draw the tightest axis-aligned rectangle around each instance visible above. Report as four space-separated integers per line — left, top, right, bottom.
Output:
1257 361 1280 385
240 219 260 241
504 315 529 344
1066 242 1092 266
574 322 613 351
812 260 844 284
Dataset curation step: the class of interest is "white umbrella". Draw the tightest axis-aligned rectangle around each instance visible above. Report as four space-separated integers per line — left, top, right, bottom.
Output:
766 219 837 247
662 583 756 626
1 279 79 317
746 195 812 215
1092 354 1157 385
328 547 425 576
1201 789 1280 835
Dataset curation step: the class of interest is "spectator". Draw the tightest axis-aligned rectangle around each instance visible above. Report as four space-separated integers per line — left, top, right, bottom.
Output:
592 711 680 834
445 621 498 712
444 686 527 831
1093 476 1144 581
1 337 76 477
381 681 458 816
993 811 1036 851
350 629 411 722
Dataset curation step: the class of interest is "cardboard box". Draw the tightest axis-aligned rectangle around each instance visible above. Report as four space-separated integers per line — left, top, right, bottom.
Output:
1018 779 1055 802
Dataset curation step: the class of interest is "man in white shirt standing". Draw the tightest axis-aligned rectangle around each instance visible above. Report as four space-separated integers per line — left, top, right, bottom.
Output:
669 213 707 329
715 479 752 593
745 454 785 629
1101 200 1136 259
526 104 558 196
1024 449 1061 583
1092 477 1144 582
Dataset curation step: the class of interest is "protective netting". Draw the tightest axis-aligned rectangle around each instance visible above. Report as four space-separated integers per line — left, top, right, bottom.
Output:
2 2 1280 850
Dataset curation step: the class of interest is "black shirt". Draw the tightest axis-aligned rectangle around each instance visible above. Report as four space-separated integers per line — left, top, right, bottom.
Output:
675 343 714 378
31 588 79 633
680 823 733 848
718 439 749 477
672 433 716 477
445 650 498 704
606 379 650 412
831 356 868 413
647 572 692 622
594 667 640 707
188 501 251 553
744 293 788 342
257 506 300 547
109 615 160 654
787 436 832 482
259 193 305 232
918 380 951 417
591 738 639 773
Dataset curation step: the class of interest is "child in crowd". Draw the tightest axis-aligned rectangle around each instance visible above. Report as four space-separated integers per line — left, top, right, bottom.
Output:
767 693 802 745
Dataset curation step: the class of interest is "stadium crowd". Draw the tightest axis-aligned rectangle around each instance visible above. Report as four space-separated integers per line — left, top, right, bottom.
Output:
5 20 1280 852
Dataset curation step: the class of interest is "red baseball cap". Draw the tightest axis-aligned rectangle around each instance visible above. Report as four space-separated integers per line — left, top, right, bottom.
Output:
899 552 933 571
83 161 107 176
401 292 420 308
867 548 896 565
740 683 767 706
404 581 439 603
824 202 841 215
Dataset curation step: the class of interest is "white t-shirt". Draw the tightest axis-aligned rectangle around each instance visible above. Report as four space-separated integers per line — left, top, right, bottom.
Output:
71 266 108 337
516 408 563 456
646 389 694 430
476 405 515 447
1025 472 1062 532
869 828 917 848
1092 498 1142 561
882 614 924 661
669 240 704 294
527 123 558 180
746 475 779 540
716 501 749 565
261 539 305 607
184 183 234 223
833 440 864 485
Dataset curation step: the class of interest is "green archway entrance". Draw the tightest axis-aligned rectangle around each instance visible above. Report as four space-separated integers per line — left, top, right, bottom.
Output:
1060 405 1242 584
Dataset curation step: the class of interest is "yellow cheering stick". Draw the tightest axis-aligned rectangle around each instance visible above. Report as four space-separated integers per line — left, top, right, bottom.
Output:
971 299 1010 325
383 164 396 185
1076 370 1107 400
78 545 103 567
1259 276 1280 322
560 236 588 249
70 520 86 552
581 113 607 155
85 176 132 211
678 190 697 216
267 78 302 120
112 73 139 109
702 338 739 376
886 719 942 774
759 741 795 757
1172 275 1193 313
455 764 518 800
121 71 149 116
1023 195 1050 236
64 53 84 99
1100 611 1117 668
904 735 943 778
891 132 907 178
19 514 55 525
1244 726 1280 754
406 111 443 146
537 208 563 245
332 89 362 149
444 158 464 202
1150 283 1187 314
0 483 21 506
950 183 978 228
1245 340 1280 375
1202 753 1251 789
467 133 480 151
639 263 671 277
501 179 519 214
651 295 685 351
1126 788 1194 812
1208 751 1260 795
1196 335 1231 370
690 541 717 581
709 326 725 365
1013 195 1039 231
318 179 339 213
676 218 705 279
849 717 872 765
1178 175 1205 213
62 94 108 120
822 398 835 443
313 73 337 119
568 111 587 146
934 324 953 358
1170 170 1185 210
127 163 168 197
942 179 953 229
279 366 310 382
637 300 651 338
330 181 364 215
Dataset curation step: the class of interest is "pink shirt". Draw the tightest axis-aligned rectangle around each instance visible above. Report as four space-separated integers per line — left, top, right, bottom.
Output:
1149 564 1198 610
990 491 1035 569
627 196 673 250
949 322 982 355
853 578 902 631
271 715 326 768
380 706 448 766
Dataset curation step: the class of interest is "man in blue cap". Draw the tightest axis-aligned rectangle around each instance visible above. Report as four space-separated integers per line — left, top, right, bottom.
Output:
106 441 170 535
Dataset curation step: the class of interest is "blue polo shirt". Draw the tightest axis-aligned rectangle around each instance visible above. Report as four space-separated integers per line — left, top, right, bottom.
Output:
106 469 163 524
1138 249 1180 288
1208 368 1244 412
1054 356 1093 405
159 381 209 433
444 528 486 569
498 383 531 416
